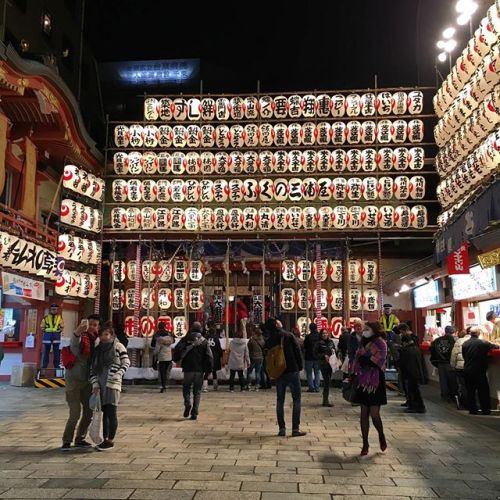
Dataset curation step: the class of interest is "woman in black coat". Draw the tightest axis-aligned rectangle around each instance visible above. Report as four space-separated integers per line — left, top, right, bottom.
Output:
204 327 223 391
313 329 336 407
400 335 426 413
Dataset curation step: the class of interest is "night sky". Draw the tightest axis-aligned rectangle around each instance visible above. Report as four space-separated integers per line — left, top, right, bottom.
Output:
86 0 480 94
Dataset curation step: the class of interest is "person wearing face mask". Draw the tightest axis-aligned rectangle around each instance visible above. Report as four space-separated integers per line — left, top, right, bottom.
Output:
352 322 388 456
90 323 130 451
313 329 336 407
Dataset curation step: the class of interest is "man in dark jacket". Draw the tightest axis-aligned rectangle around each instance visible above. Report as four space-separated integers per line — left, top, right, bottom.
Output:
430 325 457 402
462 327 499 415
265 318 306 437
303 323 321 392
173 322 213 420
400 335 426 413
313 329 336 407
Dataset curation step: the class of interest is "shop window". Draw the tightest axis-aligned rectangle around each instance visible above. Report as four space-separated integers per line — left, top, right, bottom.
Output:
41 11 52 36
1 308 20 341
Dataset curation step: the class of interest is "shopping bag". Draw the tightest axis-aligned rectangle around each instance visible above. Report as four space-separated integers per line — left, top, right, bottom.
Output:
88 395 103 444
328 351 340 373
342 376 357 403
340 356 349 373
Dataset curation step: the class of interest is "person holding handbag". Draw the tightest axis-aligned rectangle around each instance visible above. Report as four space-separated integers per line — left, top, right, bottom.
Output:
90 323 130 451
313 328 336 407
151 323 174 393
352 321 388 456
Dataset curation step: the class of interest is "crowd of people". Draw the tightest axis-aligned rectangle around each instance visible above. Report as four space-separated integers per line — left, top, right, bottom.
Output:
58 309 499 457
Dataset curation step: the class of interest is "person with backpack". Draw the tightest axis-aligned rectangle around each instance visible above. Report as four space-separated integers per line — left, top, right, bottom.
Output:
203 326 224 391
430 325 457 402
246 325 265 390
151 322 174 393
313 328 336 407
61 314 100 451
90 322 130 451
264 318 306 437
228 329 250 392
173 321 213 420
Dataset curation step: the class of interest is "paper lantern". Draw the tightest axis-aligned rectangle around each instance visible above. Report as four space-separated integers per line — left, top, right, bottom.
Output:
409 175 426 200
185 125 200 148
302 207 317 230
241 207 256 231
346 177 362 200
362 205 379 229
259 95 274 119
242 96 257 119
173 287 186 309
411 205 427 229
139 316 155 337
318 206 333 229
60 199 75 226
392 91 407 115
363 289 379 312
141 288 156 310
312 123 330 147
348 206 363 229
317 178 332 201
185 98 200 121
142 124 159 148
173 316 188 337
377 176 393 200
170 124 186 148
390 119 407 143
144 97 159 120
167 179 183 203
300 122 315 146
225 207 241 231
196 207 212 231
300 94 315 118
158 124 173 147
273 206 288 230
363 260 377 284
377 119 392 143
211 207 227 231
198 123 215 147
140 179 157 203
331 121 346 145
393 176 409 200
258 207 273 230
407 90 423 115
114 125 129 147
141 207 156 230
281 259 296 281
409 146 425 170
346 121 361 144
154 180 170 204
124 207 140 230
360 92 376 116
110 207 127 230
312 259 329 281
278 288 294 311
57 234 72 260
333 206 348 229
329 288 342 311
125 179 140 202
185 179 200 203
214 125 229 148
287 94 302 118
188 288 204 310
111 289 124 311
408 119 424 143
296 259 312 282
346 93 361 116
55 269 71 297
288 206 303 230
394 205 411 229
332 177 347 200
376 91 392 115
200 97 215 120
172 97 187 121
113 152 128 175
158 288 172 310
348 260 362 283
272 122 287 147
272 150 288 173
296 288 310 311
111 261 125 283
361 176 376 201
379 205 395 229
314 94 330 118
313 288 328 311
350 288 361 311
62 164 80 192
361 120 376 144
128 124 143 147
346 149 362 172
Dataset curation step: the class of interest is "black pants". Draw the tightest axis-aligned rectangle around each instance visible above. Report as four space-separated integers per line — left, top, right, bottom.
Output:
437 363 458 400
405 376 425 410
464 369 491 413
204 370 218 381
158 361 172 388
229 370 245 390
102 404 118 441
320 365 332 403
455 370 468 409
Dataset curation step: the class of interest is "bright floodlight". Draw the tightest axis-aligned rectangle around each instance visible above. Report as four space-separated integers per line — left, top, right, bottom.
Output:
415 278 428 286
443 27 456 39
456 0 478 15
400 284 410 292
437 40 446 49
438 52 447 62
394 291 400 297
457 12 470 25
444 39 457 52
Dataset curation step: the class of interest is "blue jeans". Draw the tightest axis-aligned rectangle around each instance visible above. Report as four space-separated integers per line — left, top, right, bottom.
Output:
42 332 61 369
247 359 263 386
305 360 320 391
276 371 302 432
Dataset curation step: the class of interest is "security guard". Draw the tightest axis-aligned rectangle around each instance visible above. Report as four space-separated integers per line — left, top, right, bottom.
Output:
40 304 64 370
380 303 400 336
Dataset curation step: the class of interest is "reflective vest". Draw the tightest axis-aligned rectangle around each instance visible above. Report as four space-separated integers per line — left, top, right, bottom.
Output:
41 314 63 333
381 313 399 332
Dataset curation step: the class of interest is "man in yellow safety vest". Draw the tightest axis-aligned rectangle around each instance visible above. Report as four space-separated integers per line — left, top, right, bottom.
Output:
380 303 400 336
380 303 401 369
40 304 64 370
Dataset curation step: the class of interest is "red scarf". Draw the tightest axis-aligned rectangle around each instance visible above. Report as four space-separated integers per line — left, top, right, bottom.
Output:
81 331 98 358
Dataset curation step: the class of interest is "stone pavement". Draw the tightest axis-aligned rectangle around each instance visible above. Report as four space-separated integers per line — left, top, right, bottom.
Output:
0 382 499 499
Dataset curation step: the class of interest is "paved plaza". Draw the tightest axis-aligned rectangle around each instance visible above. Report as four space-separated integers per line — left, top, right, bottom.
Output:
0 382 499 499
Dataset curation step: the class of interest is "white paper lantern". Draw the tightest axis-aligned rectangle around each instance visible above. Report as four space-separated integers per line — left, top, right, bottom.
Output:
144 97 159 120
301 122 317 146
296 260 312 282
318 206 333 229
280 288 295 310
158 288 172 310
347 177 363 200
287 94 302 118
273 206 288 230
113 152 128 175
349 260 361 283
392 91 407 115
394 205 411 229
360 93 376 116
348 206 363 229
333 206 348 229
362 205 379 229
346 149 362 172
376 91 392 115
409 147 425 170
241 207 257 231
350 288 361 311
409 175 426 200
362 260 378 284
197 207 213 231
259 96 274 119
288 206 303 230
363 289 379 312
317 178 332 201
229 96 244 120
184 207 198 231
332 177 347 200
302 206 318 230
379 205 395 229
377 119 392 143
187 98 201 121
408 119 424 143
361 120 376 144
331 121 346 145
243 96 259 119
362 177 377 201
215 125 230 148
391 119 408 143
259 207 273 230
173 97 188 121
213 207 228 231
346 121 361 144
200 97 215 120
157 124 173 147
346 93 361 116
411 205 427 229
142 125 159 148
114 125 129 147
128 124 143 147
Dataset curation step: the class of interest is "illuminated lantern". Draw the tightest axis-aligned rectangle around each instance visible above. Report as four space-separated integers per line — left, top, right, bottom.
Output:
333 206 348 229
199 151 214 175
259 95 274 119
363 176 377 201
408 119 424 142
158 124 173 147
379 205 395 229
112 289 124 311
394 205 411 229
409 175 426 200
288 206 303 230
411 205 427 229
318 206 333 229
172 97 188 120
312 259 329 282
362 205 379 229
158 288 172 310
187 98 201 121
243 123 258 148
331 121 346 145
112 261 125 283
347 177 363 200
282 260 296 281
258 207 273 230
200 124 215 148
144 97 159 120
60 199 75 225
407 90 423 114
141 288 156 309
273 123 288 147
215 125 230 148
346 120 361 143
330 288 343 311
361 148 376 172
200 97 215 120
127 179 142 202
228 208 243 231
363 289 379 312
409 146 425 170
113 152 128 175
184 207 198 231
273 206 288 230
296 259 312 282
287 94 302 118
348 206 363 229
301 122 316 146
350 288 361 311
213 207 228 231
171 152 186 174
242 207 257 231
169 179 184 203
346 93 361 116
280 288 295 311
129 124 143 147
141 207 157 230
361 120 376 144
229 96 244 120
185 152 200 175
349 260 361 283
297 288 311 311
332 177 347 200
377 119 392 143
142 179 157 203
378 176 394 201
316 94 331 117
125 207 141 230
55 269 72 297
313 288 328 311
114 125 129 147
302 206 317 230
363 260 378 284
198 207 213 231
360 92 376 116
243 178 258 202
110 207 127 230
243 96 258 119
259 178 274 202
392 91 407 115
375 91 392 115
156 180 171 204
143 124 159 148
346 149 362 172
63 164 80 192
189 288 204 310
394 175 410 200
140 316 156 337
316 122 331 146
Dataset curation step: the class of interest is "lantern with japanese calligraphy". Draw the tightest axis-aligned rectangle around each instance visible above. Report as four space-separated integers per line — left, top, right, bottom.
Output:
200 97 215 120
408 119 424 143
259 207 273 230
155 181 171 204
407 90 423 114
378 205 394 229
391 91 407 115
110 207 127 230
296 317 311 337
173 287 186 309
329 288 342 311
143 124 159 148
189 288 204 310
171 151 186 175
346 149 362 172
329 94 344 117
331 121 346 145
286 94 301 118
113 152 128 175
346 93 361 116
393 176 409 200
173 97 188 121
296 259 312 282
213 207 228 231
316 94 331 117
347 177 363 200
141 288 155 310
125 288 136 310
144 97 159 120
300 94 315 118
158 97 173 121
198 208 213 231
333 206 348 229
243 96 258 119
114 125 129 147
157 316 172 333
125 152 141 175
241 178 256 202
280 288 295 310
350 288 361 311
348 206 363 229
297 287 311 310
359 148 375 172
376 91 392 115
158 124 173 148
171 125 186 148
332 177 347 200
409 175 426 200
140 207 156 230
228 208 244 231
313 288 328 311
360 92 376 116
363 289 379 312
55 269 71 296
57 234 72 260
141 179 157 203
376 119 392 144
242 207 257 231
391 119 407 143
128 124 143 147
168 179 183 203
362 260 377 284
184 207 198 231
185 98 200 121
273 123 288 147
348 260 361 283
274 151 288 174
302 206 317 230
126 261 137 283
301 122 316 146
127 179 142 202
111 289 124 311
63 164 81 192
125 207 140 230
346 120 361 144
259 95 274 119
140 316 155 337
173 316 188 337
228 96 243 120
394 205 411 229
362 205 378 229
112 261 125 283
408 146 425 170
259 178 274 202
272 206 288 230
318 206 333 229
361 176 376 201
361 120 376 144
158 288 172 310
377 176 393 201
141 260 153 282
410 205 427 229
124 316 134 337
312 259 329 282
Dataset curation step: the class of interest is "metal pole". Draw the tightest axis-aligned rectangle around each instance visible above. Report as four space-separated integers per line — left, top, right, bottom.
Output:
77 0 86 102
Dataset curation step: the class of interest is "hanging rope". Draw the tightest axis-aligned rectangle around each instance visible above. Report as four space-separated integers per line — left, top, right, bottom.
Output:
315 242 322 323
94 246 102 315
133 240 142 337
377 233 383 315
